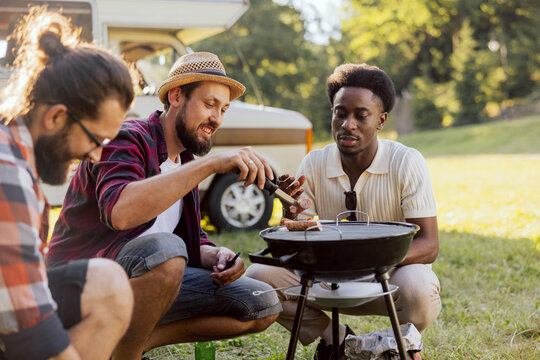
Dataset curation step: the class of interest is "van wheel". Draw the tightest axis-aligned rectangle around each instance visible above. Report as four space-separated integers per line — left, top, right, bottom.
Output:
207 174 274 231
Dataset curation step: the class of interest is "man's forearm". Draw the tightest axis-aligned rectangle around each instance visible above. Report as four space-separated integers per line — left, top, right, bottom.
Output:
110 159 216 230
400 216 439 265
399 236 439 265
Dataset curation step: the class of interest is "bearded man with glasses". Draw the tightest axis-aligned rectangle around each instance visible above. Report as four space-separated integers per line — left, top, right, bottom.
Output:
246 63 441 360
0 7 135 360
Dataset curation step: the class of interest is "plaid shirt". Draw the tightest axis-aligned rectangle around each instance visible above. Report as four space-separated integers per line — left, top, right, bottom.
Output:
0 117 70 359
47 111 213 266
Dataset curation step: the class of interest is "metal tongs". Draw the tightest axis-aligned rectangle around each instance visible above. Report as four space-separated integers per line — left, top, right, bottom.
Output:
263 177 298 207
252 282 321 297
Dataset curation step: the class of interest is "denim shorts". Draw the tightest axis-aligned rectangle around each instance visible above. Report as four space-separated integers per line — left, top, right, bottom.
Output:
115 232 281 324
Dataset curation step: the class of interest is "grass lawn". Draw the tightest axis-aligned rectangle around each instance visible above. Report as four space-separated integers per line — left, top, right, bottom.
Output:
144 153 540 359
48 116 540 359
396 115 540 157
146 232 539 360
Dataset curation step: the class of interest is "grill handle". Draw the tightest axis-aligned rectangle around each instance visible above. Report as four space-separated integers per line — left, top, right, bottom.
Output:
249 248 298 267
336 210 370 225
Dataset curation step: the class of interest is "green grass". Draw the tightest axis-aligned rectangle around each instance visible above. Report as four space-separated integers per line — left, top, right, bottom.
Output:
397 115 540 157
427 155 540 248
146 230 539 360
314 115 540 157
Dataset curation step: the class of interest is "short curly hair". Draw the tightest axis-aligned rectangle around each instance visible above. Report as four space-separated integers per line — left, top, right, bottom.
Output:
326 63 396 113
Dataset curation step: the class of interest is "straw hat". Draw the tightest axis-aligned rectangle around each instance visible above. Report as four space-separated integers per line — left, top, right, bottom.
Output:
157 52 245 103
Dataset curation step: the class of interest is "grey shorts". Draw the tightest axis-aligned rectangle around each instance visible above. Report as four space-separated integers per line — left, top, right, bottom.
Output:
115 232 282 324
47 259 89 329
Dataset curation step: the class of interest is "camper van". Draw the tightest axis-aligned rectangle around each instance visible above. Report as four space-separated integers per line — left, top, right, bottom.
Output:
0 0 313 231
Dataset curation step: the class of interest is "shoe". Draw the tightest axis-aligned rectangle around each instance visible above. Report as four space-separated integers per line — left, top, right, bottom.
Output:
314 324 355 360
408 350 422 360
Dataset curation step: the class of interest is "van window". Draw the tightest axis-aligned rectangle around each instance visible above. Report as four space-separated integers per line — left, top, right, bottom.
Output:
0 0 93 67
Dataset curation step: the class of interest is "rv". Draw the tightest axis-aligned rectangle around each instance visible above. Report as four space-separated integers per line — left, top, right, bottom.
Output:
0 0 313 230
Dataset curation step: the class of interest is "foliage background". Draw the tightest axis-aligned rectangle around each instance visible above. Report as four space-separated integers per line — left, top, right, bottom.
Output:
192 0 539 138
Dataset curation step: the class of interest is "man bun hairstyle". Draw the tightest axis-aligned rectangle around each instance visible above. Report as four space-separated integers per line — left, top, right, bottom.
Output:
38 27 69 59
0 6 135 123
326 63 396 113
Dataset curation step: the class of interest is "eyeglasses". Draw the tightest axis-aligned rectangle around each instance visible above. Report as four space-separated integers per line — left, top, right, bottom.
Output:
68 110 111 155
344 190 357 221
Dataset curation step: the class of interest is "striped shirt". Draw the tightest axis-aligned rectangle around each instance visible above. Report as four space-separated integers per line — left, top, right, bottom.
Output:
47 111 213 267
0 117 70 358
297 139 437 222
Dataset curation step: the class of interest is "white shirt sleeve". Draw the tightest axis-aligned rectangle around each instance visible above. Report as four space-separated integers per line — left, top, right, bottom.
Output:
399 148 437 219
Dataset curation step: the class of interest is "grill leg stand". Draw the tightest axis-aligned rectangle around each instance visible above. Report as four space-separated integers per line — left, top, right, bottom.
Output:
331 307 340 359
331 283 340 360
286 276 313 360
376 271 408 360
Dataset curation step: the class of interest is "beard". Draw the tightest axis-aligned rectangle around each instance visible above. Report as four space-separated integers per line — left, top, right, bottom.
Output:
174 103 213 156
34 125 74 185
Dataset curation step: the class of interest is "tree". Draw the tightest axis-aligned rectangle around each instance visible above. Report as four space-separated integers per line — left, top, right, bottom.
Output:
341 0 540 127
451 20 488 125
191 0 341 139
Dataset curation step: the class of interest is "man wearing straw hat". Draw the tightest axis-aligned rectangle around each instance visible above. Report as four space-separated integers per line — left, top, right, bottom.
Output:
46 52 281 359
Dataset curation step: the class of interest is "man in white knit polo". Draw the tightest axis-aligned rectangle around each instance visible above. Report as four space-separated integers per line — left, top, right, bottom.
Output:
246 63 441 360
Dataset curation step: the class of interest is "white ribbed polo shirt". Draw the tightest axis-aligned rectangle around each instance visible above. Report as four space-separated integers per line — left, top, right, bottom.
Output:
297 139 437 222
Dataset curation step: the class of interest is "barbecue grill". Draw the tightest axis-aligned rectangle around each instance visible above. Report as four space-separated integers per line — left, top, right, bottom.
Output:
249 211 419 360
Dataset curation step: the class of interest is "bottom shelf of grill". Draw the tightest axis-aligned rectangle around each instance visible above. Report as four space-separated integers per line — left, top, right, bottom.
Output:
284 281 398 308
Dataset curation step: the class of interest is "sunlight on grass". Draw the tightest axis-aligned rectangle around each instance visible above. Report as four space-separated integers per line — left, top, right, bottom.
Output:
427 155 540 249
49 154 540 251
399 115 540 156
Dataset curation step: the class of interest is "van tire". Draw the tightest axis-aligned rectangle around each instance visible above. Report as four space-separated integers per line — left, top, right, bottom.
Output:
207 174 274 231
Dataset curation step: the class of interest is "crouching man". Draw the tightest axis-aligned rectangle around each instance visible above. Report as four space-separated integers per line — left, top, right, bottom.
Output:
46 52 282 359
246 63 441 360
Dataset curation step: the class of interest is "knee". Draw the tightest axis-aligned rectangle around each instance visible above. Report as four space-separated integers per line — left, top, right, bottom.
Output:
399 288 441 332
86 259 133 324
149 256 186 290
392 265 441 331
245 264 269 282
247 313 279 333
245 264 281 288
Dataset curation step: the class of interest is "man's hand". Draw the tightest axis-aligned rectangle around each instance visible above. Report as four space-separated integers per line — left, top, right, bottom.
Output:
209 147 273 190
277 174 312 219
200 245 245 286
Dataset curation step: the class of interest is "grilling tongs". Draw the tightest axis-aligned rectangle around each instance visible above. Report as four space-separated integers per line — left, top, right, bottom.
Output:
263 178 298 207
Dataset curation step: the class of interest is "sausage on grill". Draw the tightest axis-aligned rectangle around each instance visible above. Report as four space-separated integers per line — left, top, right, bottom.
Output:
282 219 322 231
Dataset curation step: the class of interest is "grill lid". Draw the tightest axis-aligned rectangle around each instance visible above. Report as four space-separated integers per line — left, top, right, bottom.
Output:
260 221 418 242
